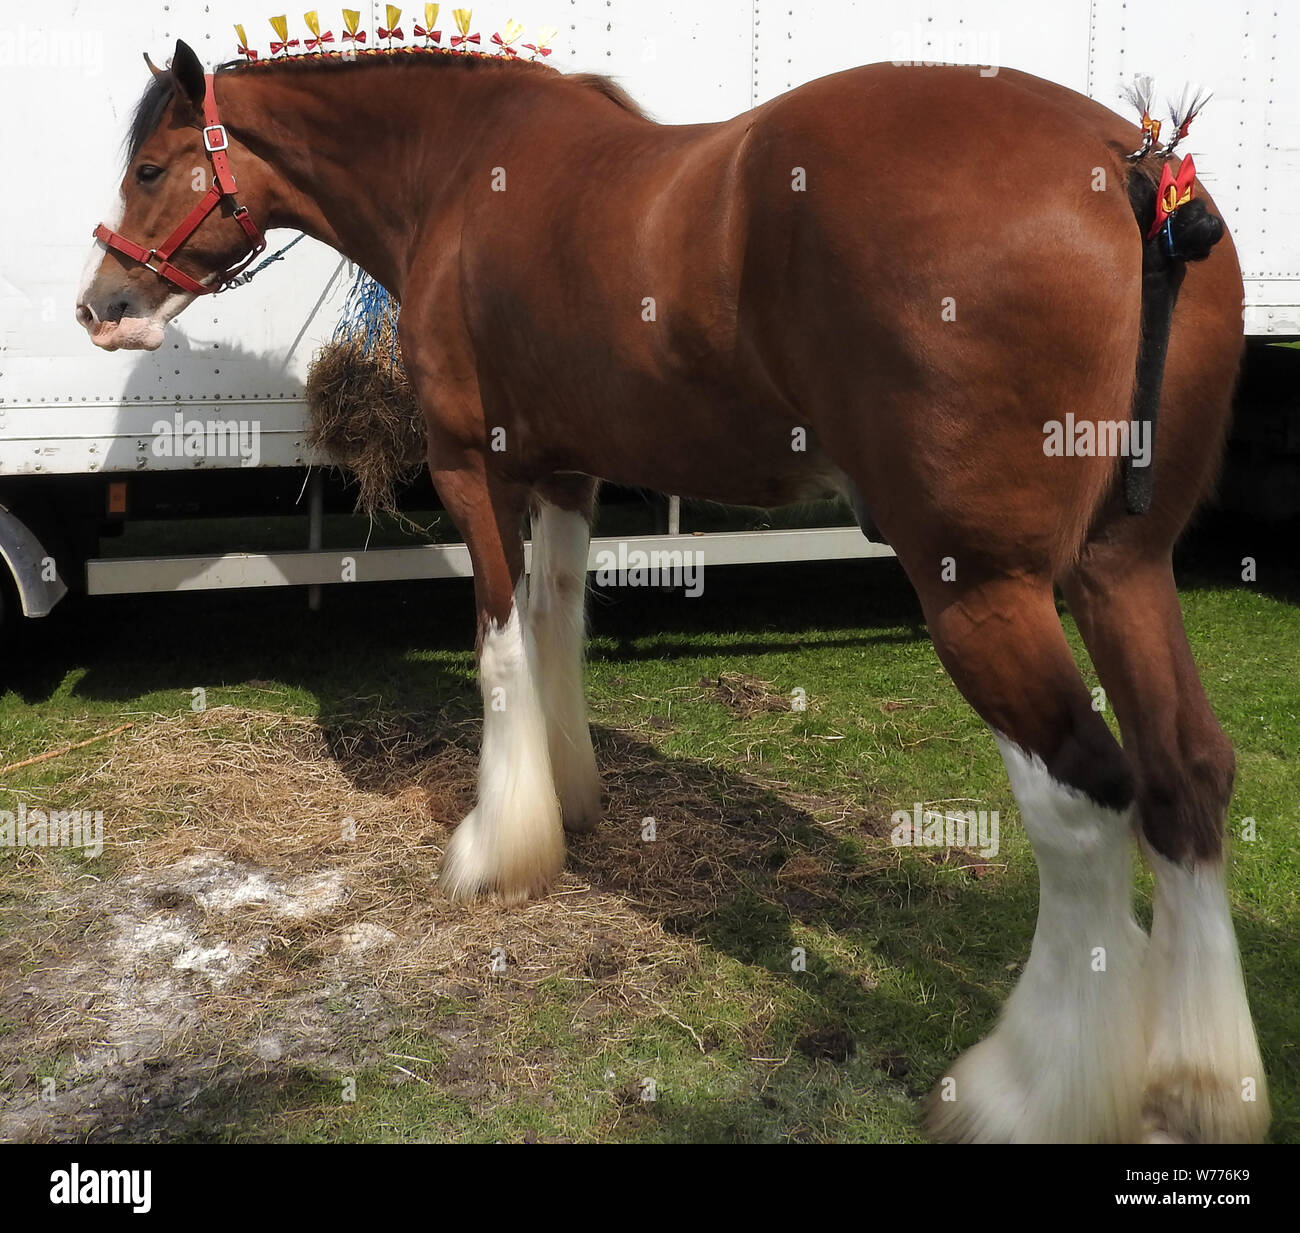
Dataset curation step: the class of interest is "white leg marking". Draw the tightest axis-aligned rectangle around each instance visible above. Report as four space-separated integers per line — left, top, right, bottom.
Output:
530 501 602 833
1141 851 1269 1142
440 584 565 904
929 736 1147 1142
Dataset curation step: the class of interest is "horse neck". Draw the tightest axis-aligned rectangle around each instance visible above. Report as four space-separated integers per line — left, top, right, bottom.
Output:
216 62 635 296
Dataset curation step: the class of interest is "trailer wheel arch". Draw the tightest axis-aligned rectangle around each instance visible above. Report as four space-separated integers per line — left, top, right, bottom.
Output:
0 505 68 618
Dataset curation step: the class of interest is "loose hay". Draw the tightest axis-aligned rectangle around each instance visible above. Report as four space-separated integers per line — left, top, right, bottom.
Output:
304 328 425 517
0 703 884 1140
304 271 425 517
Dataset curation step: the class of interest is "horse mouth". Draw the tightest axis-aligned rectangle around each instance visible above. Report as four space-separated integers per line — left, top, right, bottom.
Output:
84 315 166 352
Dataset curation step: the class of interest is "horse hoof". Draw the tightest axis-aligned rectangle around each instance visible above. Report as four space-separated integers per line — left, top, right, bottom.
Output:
439 805 565 905
1141 1066 1270 1144
559 786 603 834
925 1031 1144 1144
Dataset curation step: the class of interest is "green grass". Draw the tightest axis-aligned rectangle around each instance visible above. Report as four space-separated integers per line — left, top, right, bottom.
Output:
1 510 1296 1142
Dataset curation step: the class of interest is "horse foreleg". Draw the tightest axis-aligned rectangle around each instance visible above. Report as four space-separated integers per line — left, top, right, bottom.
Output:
433 457 565 904
919 574 1147 1143
1064 550 1269 1143
530 477 603 833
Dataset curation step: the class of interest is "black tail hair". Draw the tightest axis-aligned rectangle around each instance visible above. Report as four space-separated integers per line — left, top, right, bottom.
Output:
1123 167 1225 514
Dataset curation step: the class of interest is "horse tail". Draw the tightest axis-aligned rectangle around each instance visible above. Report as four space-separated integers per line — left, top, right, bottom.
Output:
1123 162 1225 514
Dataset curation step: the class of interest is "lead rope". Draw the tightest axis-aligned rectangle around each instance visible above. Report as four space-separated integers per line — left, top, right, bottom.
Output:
215 232 308 292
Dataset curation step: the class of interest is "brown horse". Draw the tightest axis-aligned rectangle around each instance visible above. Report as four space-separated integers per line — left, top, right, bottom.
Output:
76 41 1268 1144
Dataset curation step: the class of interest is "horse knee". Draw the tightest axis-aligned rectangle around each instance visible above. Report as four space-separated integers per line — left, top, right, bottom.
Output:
1047 706 1135 815
1139 731 1234 863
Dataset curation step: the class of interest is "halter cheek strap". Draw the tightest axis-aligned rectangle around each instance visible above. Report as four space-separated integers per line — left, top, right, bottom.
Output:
93 73 266 296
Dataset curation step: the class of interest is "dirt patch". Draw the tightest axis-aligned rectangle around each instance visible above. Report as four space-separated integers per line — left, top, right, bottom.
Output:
0 705 879 1141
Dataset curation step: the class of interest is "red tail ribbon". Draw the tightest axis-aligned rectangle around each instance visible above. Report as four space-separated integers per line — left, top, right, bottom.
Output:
1147 155 1197 241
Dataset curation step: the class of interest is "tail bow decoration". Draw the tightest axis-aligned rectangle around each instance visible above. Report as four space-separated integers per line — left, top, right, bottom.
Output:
1122 74 1161 160
1165 84 1213 154
1147 154 1198 242
1122 74 1212 247
1123 74 1211 162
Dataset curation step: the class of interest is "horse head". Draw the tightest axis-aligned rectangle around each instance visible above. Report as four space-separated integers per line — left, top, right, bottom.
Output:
76 40 270 350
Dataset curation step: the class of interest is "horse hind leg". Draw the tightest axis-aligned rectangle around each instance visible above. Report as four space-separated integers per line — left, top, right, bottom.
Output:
433 457 565 904
917 573 1148 1143
1064 546 1269 1143
530 476 603 833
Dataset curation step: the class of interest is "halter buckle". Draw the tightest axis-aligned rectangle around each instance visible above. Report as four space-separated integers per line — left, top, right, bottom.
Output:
202 124 229 153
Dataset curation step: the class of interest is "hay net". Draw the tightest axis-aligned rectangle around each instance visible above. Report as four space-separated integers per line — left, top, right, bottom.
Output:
305 267 426 517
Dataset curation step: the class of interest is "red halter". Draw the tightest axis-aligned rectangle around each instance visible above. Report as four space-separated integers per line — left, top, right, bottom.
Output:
94 73 266 296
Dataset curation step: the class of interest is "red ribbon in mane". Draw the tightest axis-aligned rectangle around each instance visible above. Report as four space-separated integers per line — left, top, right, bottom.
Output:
378 26 403 39
522 43 552 56
451 32 479 47
306 31 334 50
491 33 518 56
237 45 259 60
270 39 299 54
341 29 366 43
414 26 441 42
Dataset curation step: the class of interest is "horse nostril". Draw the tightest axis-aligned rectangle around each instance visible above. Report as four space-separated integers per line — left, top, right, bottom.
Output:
76 304 94 328
104 298 131 324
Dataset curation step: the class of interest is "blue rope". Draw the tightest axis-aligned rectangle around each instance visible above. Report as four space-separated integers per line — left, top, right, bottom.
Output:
333 266 401 368
1160 214 1178 260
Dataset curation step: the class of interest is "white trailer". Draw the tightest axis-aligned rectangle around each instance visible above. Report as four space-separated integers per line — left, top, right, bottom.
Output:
2 1 1297 624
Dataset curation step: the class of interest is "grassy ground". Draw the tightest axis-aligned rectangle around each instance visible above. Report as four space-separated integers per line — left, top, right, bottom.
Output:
0 509 1296 1143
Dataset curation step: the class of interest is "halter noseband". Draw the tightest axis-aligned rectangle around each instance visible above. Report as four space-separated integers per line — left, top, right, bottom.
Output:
94 73 266 296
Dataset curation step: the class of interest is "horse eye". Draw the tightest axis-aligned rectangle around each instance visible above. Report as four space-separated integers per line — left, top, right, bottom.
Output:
136 164 164 184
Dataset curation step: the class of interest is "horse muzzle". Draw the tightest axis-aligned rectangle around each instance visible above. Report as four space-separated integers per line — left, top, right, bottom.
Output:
76 292 168 351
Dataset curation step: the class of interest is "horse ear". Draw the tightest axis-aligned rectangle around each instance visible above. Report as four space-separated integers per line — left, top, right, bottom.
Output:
143 52 166 78
169 39 206 115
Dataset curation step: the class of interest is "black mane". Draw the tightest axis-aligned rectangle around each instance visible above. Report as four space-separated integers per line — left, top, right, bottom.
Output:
125 72 174 164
